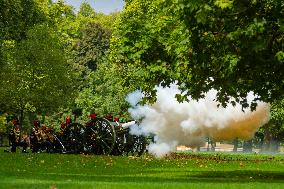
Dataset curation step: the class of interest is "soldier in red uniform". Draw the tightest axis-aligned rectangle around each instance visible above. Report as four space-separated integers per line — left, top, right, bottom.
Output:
8 119 28 153
105 114 113 122
60 122 66 135
30 120 41 153
90 113 97 120
66 117 72 125
39 124 54 153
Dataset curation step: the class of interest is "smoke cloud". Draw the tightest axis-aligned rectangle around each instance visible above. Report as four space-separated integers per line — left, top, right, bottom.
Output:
127 84 270 157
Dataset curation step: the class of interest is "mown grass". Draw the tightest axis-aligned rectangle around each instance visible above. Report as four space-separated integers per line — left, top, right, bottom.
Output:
0 148 283 189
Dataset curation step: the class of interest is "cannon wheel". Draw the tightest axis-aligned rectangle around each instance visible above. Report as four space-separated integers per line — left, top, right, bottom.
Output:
124 132 147 156
85 118 116 155
62 123 85 153
111 127 126 155
131 135 147 156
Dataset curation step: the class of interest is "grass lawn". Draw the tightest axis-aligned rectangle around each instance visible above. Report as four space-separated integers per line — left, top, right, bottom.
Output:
0 148 283 189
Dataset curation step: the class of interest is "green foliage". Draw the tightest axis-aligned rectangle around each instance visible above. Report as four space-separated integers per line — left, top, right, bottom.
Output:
0 0 47 41
71 10 127 117
111 0 284 109
0 24 76 114
75 62 132 117
78 1 95 17
73 22 112 71
271 99 284 123
268 99 284 141
0 114 7 133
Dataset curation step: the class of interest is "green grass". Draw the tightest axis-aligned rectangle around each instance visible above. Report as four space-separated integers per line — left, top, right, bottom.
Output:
0 148 283 189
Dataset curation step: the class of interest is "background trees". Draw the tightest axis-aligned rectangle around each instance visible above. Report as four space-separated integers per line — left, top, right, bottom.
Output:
110 0 284 109
0 24 76 127
0 0 77 128
0 0 126 129
72 4 130 118
73 22 112 72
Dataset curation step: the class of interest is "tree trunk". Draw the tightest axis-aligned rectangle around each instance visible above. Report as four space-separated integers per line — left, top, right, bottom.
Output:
19 109 24 129
28 112 37 130
41 112 46 124
262 123 271 152
269 139 280 153
233 138 238 152
210 140 216 152
196 146 200 152
207 138 210 152
243 139 253 152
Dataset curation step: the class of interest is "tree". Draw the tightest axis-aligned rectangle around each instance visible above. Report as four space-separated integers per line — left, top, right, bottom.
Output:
75 61 132 117
0 0 47 42
73 22 112 72
0 24 76 126
110 0 284 108
260 99 284 152
78 1 95 17
0 0 47 82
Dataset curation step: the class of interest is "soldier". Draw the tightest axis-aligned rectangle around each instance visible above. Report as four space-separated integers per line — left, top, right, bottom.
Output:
57 118 71 140
66 117 72 125
105 113 113 122
60 122 66 135
39 124 54 153
30 120 41 153
9 119 28 153
90 113 97 120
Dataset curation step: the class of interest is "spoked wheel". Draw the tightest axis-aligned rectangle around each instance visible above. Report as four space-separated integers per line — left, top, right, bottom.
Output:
62 123 85 153
111 127 126 156
85 118 116 155
131 135 147 156
125 131 147 156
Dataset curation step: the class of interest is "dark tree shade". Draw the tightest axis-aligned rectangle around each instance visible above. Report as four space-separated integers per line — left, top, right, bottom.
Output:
73 22 111 71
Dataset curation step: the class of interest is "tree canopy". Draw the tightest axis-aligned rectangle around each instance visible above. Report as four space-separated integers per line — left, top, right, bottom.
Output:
0 0 78 119
0 24 75 114
110 0 284 109
73 22 112 71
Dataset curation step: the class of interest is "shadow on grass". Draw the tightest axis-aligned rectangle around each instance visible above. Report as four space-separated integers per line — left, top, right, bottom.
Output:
2 169 284 184
187 170 284 182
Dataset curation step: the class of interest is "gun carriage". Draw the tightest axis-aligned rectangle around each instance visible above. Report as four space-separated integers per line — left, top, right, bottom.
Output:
32 115 149 156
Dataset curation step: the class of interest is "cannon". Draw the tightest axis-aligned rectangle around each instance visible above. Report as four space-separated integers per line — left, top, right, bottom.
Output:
37 116 150 156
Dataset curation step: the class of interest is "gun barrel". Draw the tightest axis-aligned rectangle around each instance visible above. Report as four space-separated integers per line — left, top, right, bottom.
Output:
121 121 136 129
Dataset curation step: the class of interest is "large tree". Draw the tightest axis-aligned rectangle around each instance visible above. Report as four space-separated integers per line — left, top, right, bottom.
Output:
73 22 112 72
0 0 47 42
111 0 284 108
259 98 284 152
0 24 76 125
75 62 133 117
0 0 47 83
0 0 79 114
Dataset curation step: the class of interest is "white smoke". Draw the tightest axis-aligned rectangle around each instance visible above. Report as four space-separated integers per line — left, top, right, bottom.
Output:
125 90 144 107
127 84 270 157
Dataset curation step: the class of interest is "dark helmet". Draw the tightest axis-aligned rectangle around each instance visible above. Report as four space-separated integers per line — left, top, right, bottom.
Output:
12 118 19 126
33 120 40 128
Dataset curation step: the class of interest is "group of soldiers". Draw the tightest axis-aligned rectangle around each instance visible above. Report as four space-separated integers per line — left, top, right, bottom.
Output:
5 113 130 153
5 118 59 153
